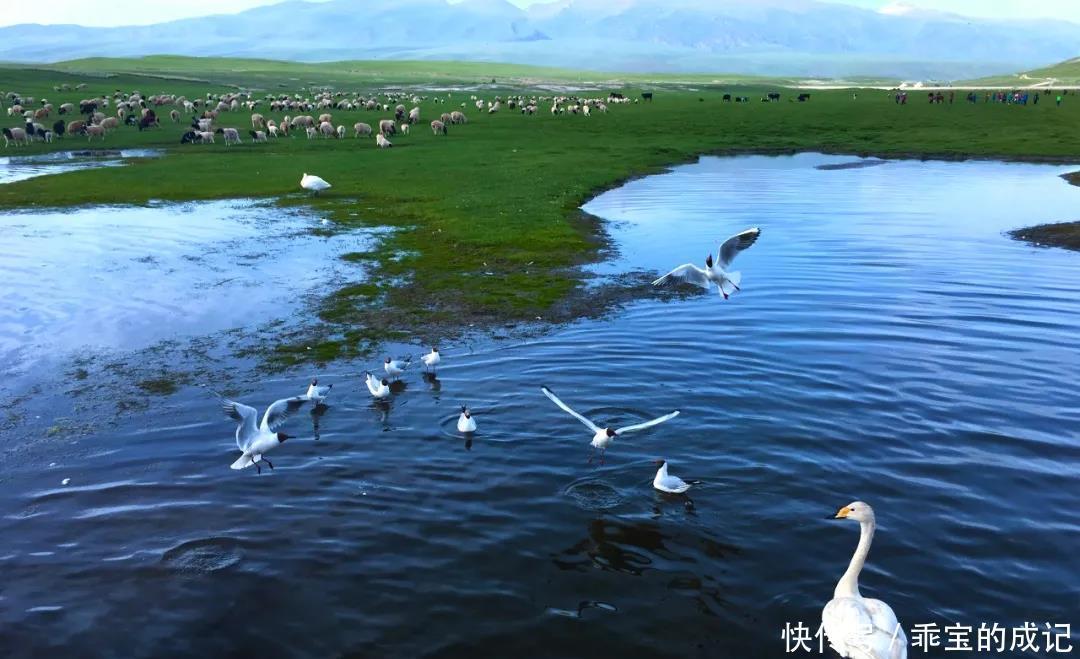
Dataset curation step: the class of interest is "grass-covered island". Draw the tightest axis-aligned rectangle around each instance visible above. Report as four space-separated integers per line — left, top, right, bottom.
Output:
3 56 1079 366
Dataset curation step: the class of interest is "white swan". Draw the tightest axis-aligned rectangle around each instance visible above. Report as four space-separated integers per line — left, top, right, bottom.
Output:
653 227 760 299
823 502 907 659
300 172 331 195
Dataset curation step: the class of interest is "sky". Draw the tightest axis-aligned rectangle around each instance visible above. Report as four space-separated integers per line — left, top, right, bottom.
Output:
0 0 1077 28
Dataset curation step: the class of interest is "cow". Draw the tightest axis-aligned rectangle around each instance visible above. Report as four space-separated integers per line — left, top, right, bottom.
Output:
722 94 732 102
767 92 781 101
798 93 811 102
641 92 653 102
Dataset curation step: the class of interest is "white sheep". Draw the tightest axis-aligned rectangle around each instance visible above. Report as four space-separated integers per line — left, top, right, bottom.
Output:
376 133 392 148
99 116 119 131
430 120 447 135
199 131 215 143
378 119 396 136
268 125 279 138
249 130 267 142
84 125 105 141
319 121 335 138
408 107 420 124
450 111 467 124
216 127 241 145
336 125 346 139
354 122 372 137
251 113 265 128
475 100 484 110
2 127 28 147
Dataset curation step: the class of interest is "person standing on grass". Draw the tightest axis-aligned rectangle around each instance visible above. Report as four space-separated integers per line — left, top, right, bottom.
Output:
1057 94 1063 107
1034 93 1039 105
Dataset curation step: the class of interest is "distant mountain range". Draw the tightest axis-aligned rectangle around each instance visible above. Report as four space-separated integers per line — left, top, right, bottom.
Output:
1 0 1078 79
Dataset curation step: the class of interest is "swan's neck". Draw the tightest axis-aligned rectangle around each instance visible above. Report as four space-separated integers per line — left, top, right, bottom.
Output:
656 463 668 479
834 520 874 599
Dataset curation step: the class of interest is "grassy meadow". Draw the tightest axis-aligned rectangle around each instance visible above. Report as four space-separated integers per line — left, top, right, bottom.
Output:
2 57 1079 365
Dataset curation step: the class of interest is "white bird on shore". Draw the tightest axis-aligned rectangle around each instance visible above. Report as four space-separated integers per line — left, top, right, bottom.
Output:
822 502 908 659
653 227 761 300
421 347 441 372
300 172 331 195
540 386 680 464
384 356 411 379
457 405 476 433
304 378 332 404
219 394 310 473
365 372 391 399
652 459 696 494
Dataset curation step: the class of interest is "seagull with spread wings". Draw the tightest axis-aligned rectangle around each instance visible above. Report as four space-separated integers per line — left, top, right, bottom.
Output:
219 394 310 473
653 227 761 299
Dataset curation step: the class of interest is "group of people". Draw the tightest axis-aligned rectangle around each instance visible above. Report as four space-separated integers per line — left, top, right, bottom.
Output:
890 89 1067 107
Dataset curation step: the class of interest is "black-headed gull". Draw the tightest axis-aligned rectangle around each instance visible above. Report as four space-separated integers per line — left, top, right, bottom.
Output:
421 347 441 372
365 372 391 399
300 173 331 195
653 227 760 300
540 386 679 464
384 356 411 379
457 405 477 433
304 378 332 404
652 459 696 494
219 394 310 473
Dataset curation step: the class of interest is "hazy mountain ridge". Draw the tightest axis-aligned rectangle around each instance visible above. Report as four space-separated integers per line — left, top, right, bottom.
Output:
0 0 1076 78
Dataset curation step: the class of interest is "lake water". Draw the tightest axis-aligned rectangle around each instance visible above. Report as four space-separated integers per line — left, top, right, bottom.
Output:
1 154 1078 657
0 150 162 185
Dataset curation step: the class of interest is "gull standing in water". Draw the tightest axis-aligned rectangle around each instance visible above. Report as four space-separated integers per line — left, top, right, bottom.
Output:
457 405 477 433
540 386 680 464
652 459 697 494
384 356 411 380
365 372 391 399
653 227 761 299
421 347 441 373
300 173 331 195
822 502 908 659
303 378 332 404
219 394 310 474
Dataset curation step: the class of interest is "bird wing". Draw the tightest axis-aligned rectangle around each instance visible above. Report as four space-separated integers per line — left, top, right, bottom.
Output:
652 263 711 289
365 373 381 396
541 386 600 433
312 385 332 398
615 410 680 435
260 396 309 432
717 227 760 268
822 597 904 659
221 398 258 448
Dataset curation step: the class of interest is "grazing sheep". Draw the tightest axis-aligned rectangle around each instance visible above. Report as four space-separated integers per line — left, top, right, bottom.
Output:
2 127 28 147
475 100 484 110
214 127 241 145
399 123 409 135
439 112 451 124
430 120 447 135
199 131 215 143
395 104 406 121
376 133 392 148
169 109 180 122
336 125 346 139
181 129 199 144
408 107 420 124
59 102 75 115
488 101 500 114
353 122 372 137
67 119 87 136
450 111 467 124
268 125 279 138
318 112 332 124
43 130 53 143
319 121 335 138
583 104 591 116
249 129 267 142
33 107 48 120
306 126 317 139
99 116 119 131
83 125 105 141
251 113 265 128
378 119 396 136
52 120 65 139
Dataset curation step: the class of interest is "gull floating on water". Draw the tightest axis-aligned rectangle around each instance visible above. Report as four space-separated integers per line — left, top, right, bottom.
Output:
365 372 391 399
822 501 908 659
653 227 761 300
300 173 331 195
421 347 441 372
652 459 696 494
304 378 332 404
540 386 679 464
384 356 411 380
457 405 477 433
219 394 309 473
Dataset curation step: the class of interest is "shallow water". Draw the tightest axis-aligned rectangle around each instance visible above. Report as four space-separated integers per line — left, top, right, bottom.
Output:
0 149 161 185
0 199 375 387
2 154 1079 657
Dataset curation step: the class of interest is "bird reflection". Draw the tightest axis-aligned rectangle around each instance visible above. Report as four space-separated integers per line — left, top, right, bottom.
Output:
310 403 329 441
551 516 668 575
652 491 696 516
389 380 408 395
422 372 441 399
463 436 473 451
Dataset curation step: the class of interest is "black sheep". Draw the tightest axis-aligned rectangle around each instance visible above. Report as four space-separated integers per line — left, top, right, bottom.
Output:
52 119 65 138
180 129 199 144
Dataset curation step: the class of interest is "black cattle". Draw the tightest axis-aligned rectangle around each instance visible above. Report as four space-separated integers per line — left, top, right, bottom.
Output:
767 92 781 101
641 92 653 102
797 93 811 102
722 94 732 102
608 92 625 101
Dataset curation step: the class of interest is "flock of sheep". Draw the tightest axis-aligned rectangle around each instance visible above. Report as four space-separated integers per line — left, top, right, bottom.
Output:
2 85 629 149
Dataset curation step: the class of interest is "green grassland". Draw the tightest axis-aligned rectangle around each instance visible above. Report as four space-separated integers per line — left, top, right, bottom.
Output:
966 57 1080 87
2 57 1078 365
